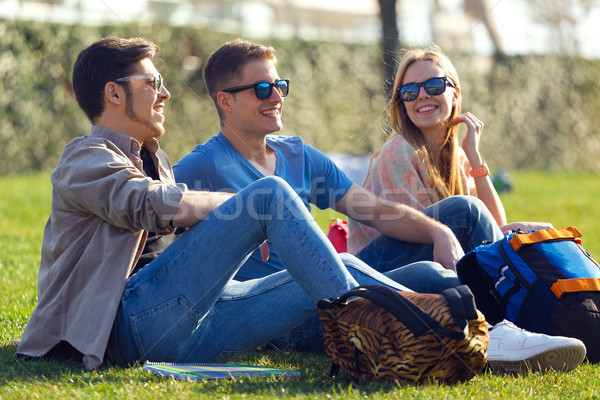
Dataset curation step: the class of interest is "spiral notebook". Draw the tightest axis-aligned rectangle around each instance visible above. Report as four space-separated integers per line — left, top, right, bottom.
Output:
143 361 301 381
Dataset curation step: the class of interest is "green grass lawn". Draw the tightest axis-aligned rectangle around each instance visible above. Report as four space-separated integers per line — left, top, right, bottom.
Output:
2 171 600 399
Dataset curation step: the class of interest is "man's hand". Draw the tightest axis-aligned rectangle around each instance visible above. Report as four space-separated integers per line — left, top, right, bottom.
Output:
501 221 554 233
336 184 465 271
431 226 464 272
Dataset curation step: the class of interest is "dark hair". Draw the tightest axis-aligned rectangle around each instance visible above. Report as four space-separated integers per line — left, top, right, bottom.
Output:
203 39 276 124
72 37 159 123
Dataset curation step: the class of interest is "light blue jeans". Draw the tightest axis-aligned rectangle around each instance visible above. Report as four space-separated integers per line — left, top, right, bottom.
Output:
268 253 455 352
108 176 421 365
356 195 504 277
236 195 502 293
272 195 504 351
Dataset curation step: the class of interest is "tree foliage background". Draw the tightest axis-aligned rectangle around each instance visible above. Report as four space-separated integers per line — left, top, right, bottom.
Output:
1 19 600 175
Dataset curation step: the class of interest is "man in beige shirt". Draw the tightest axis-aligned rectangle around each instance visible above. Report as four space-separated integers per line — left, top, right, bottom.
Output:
16 36 427 369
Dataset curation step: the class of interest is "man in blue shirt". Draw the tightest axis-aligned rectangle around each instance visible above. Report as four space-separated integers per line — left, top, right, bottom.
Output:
174 39 487 289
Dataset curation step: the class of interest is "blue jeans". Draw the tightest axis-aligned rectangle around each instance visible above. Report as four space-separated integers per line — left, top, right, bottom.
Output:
356 195 504 279
237 195 501 293
269 253 458 352
271 196 503 351
107 176 414 365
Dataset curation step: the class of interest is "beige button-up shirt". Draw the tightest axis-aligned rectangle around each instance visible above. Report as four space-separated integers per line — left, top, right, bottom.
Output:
16 126 187 369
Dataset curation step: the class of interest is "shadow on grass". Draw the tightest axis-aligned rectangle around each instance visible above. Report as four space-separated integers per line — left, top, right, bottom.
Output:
1 343 94 383
7 341 583 397
0 344 420 396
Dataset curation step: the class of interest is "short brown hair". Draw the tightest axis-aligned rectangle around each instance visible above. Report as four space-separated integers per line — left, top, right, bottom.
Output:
203 39 277 124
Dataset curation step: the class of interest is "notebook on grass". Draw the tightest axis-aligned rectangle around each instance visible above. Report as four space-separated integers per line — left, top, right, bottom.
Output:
143 361 301 381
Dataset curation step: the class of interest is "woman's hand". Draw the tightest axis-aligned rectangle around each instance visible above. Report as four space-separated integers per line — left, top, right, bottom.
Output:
452 112 508 227
500 221 555 234
451 112 484 164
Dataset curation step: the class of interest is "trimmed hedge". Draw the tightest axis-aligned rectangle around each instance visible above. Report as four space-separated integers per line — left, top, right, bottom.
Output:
2 19 600 174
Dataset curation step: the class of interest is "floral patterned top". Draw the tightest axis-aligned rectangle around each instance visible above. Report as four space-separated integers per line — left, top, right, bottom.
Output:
347 134 477 254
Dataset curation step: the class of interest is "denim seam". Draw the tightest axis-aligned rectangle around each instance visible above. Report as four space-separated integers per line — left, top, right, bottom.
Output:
286 208 350 295
129 295 201 362
216 275 296 301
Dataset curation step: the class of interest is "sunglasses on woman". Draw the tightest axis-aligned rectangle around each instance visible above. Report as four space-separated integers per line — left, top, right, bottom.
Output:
397 77 455 102
222 79 290 100
116 73 163 93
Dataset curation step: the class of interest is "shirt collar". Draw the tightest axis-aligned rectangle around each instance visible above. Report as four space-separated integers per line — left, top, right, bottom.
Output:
90 126 161 157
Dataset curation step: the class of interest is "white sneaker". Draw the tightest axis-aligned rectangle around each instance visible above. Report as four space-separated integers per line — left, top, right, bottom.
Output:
486 320 586 373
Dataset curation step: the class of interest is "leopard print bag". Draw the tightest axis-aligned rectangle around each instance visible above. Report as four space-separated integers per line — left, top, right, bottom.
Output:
317 284 489 383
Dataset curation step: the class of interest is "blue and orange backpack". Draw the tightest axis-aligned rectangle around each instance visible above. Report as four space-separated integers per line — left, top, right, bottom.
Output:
457 226 600 362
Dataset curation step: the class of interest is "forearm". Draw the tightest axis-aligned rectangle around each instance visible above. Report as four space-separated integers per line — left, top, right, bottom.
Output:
346 196 463 271
172 191 233 227
473 175 507 227
340 186 444 244
464 147 507 227
369 203 446 244
336 185 464 270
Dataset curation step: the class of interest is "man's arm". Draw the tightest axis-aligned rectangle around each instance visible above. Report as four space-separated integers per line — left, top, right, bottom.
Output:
334 184 464 271
172 190 233 227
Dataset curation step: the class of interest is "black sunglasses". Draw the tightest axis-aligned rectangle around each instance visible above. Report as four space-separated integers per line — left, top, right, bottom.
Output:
397 77 455 102
222 79 290 100
116 73 163 93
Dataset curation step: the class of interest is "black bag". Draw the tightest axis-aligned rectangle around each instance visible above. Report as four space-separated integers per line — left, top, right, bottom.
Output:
457 226 600 362
317 284 489 383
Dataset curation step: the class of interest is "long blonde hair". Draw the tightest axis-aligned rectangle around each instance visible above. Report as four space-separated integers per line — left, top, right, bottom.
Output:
384 45 462 200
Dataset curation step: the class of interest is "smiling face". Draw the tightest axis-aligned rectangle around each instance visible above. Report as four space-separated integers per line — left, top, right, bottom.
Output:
401 60 457 138
220 59 284 137
120 58 170 144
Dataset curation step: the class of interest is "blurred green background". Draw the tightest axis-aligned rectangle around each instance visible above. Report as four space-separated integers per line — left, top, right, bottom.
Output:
2 19 600 175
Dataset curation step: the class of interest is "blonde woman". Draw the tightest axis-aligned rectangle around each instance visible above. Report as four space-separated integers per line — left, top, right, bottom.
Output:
348 45 551 257
345 47 588 374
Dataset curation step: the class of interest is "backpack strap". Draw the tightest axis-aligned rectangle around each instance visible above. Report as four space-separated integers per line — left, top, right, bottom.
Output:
456 251 507 324
498 241 532 290
320 284 474 340
509 226 582 251
443 285 480 337
550 277 600 298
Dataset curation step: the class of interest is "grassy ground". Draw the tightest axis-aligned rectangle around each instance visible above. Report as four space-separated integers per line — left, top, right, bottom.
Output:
1 171 600 399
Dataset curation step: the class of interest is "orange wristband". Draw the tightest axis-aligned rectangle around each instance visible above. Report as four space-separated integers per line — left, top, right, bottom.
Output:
469 162 489 178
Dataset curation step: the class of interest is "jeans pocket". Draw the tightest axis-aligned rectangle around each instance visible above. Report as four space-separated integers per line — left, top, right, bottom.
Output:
130 296 202 362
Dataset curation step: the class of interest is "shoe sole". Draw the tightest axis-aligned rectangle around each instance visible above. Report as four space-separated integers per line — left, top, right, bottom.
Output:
488 345 586 373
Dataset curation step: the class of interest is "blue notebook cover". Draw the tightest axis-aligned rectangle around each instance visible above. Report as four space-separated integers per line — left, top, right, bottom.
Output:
143 361 301 381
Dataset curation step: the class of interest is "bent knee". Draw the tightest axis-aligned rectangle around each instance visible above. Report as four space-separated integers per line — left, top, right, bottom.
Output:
252 176 293 193
439 195 491 220
444 195 485 210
